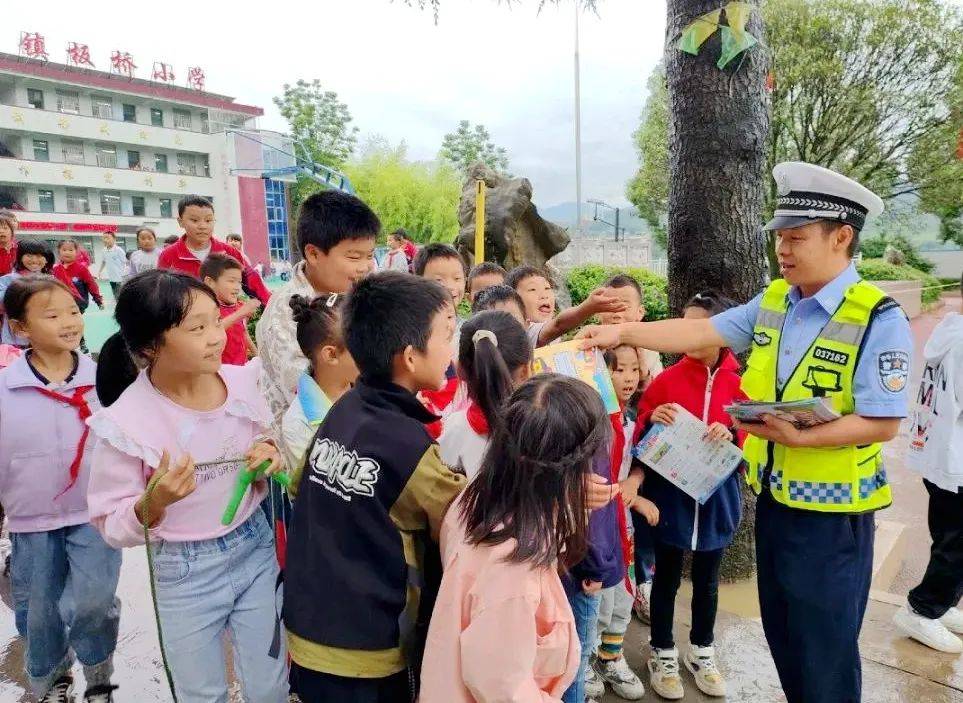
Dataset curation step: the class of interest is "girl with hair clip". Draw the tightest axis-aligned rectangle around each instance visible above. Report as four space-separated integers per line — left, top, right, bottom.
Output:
438 310 532 480
85 269 289 703
0 239 55 347
421 374 612 701
280 293 358 496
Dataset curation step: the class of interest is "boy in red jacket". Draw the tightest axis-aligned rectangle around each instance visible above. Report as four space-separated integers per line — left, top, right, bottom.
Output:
158 195 271 305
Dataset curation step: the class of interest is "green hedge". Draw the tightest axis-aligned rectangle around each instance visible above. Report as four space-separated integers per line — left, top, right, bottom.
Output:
565 264 669 321
856 258 942 305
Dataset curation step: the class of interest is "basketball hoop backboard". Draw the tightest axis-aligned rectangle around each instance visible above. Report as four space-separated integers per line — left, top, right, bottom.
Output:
226 129 298 182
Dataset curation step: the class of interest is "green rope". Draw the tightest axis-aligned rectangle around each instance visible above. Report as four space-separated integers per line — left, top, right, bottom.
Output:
142 476 178 702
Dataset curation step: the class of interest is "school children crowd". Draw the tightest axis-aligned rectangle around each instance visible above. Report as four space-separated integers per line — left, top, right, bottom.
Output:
0 164 954 703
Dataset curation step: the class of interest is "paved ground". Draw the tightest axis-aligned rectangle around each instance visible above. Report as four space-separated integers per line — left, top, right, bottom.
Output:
0 292 960 701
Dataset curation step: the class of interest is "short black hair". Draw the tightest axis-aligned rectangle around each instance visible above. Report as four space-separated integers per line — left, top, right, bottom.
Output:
200 252 242 281
343 271 450 382
136 227 156 240
388 228 407 242
468 262 508 290
163 235 179 246
177 195 214 217
471 284 525 315
289 292 346 360
506 265 554 290
603 273 643 302
297 190 380 256
4 274 74 322
226 233 242 243
413 242 465 277
16 239 54 273
684 290 737 316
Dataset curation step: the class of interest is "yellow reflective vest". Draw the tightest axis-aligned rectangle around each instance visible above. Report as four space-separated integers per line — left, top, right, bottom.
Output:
741 279 893 513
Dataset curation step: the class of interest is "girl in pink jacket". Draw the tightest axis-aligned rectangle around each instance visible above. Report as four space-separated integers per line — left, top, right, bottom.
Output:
0 275 121 702
420 373 612 702
85 269 289 703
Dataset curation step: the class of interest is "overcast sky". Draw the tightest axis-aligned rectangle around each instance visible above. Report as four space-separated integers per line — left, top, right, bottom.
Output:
9 0 666 208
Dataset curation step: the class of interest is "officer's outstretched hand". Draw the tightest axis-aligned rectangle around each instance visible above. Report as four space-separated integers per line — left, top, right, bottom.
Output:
576 324 621 350
734 413 803 448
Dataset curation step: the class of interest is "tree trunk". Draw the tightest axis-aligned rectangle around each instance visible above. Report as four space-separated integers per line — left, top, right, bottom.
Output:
665 0 770 580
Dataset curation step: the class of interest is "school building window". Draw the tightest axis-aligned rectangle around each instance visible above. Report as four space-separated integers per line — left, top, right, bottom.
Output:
33 139 49 162
127 150 141 169
150 108 163 127
131 196 145 217
91 95 113 119
95 143 117 168
173 109 192 130
66 188 89 214
123 104 137 123
56 90 80 115
159 198 172 218
100 191 121 215
26 88 44 110
154 153 168 173
38 189 54 213
264 179 289 261
61 140 85 165
177 153 198 176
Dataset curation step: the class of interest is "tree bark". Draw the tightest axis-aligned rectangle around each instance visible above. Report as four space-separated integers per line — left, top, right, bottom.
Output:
665 0 770 580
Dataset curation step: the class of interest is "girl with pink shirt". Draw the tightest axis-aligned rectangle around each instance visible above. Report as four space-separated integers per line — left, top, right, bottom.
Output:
86 269 289 703
0 276 121 703
420 373 612 702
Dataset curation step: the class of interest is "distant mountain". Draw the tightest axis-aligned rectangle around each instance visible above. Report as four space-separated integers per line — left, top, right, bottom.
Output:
537 201 653 238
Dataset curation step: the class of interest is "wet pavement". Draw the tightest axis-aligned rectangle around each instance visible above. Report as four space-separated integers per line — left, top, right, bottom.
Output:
1 295 960 702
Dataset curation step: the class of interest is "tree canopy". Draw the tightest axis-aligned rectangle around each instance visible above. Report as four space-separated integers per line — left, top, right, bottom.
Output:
345 139 461 244
628 0 963 244
626 66 669 250
439 120 510 175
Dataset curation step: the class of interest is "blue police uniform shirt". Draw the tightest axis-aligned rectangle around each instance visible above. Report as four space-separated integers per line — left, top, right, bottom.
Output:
711 263 912 417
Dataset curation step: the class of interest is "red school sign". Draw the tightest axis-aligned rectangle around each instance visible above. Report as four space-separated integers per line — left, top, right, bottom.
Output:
18 221 117 233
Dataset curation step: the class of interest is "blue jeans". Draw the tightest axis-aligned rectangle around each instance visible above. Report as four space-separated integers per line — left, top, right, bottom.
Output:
150 509 288 703
10 523 121 697
562 590 601 703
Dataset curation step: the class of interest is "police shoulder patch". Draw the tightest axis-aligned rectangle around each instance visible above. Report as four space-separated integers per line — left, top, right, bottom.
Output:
813 346 850 366
753 331 772 347
878 350 910 394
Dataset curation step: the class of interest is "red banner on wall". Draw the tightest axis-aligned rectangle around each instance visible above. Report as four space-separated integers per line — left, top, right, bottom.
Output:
18 221 117 233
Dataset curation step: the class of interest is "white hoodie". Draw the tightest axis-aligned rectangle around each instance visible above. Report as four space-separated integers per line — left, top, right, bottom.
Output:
907 312 963 491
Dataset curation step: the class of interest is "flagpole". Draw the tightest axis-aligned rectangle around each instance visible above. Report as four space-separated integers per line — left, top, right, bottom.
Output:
574 0 583 236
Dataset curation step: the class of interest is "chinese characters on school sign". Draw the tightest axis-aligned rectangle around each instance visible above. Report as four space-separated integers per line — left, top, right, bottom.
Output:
18 31 207 90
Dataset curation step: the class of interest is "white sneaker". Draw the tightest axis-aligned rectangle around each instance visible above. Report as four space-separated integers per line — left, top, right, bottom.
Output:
584 663 605 700
594 655 645 700
39 675 74 703
894 605 963 653
941 607 963 635
647 647 684 700
683 645 727 697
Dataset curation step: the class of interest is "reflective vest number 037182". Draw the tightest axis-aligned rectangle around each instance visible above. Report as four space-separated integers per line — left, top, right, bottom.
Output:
741 279 893 513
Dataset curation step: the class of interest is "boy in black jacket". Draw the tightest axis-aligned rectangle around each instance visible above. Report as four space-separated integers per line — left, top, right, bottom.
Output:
284 271 466 703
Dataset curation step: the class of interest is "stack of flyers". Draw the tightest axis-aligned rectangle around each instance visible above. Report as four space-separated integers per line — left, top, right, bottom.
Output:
531 341 620 414
724 397 841 429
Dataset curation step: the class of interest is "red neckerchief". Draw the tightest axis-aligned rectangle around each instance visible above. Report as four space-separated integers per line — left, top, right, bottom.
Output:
33 385 94 498
465 402 490 435
609 411 634 594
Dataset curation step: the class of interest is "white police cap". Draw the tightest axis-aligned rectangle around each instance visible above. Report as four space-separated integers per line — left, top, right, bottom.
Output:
765 162 884 232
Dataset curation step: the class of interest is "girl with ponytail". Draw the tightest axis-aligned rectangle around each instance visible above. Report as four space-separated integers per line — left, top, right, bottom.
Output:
438 310 532 479
86 269 289 703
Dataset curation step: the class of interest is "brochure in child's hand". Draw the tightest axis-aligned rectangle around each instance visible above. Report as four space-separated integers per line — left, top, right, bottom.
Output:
632 406 744 504
724 397 840 429
531 341 620 414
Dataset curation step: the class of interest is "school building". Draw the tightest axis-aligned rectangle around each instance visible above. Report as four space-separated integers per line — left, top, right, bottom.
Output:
0 40 292 268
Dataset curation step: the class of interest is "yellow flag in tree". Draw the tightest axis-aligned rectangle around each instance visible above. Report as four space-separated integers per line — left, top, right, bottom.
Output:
724 1 753 43
678 9 722 55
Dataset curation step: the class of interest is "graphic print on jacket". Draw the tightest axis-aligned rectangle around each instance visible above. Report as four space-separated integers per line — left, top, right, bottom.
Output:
307 438 380 500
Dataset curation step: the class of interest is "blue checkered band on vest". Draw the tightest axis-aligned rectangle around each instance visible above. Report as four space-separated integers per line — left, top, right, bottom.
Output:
775 190 868 230
859 467 888 500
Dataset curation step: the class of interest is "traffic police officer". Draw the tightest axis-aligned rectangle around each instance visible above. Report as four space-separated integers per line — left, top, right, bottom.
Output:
579 162 913 702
